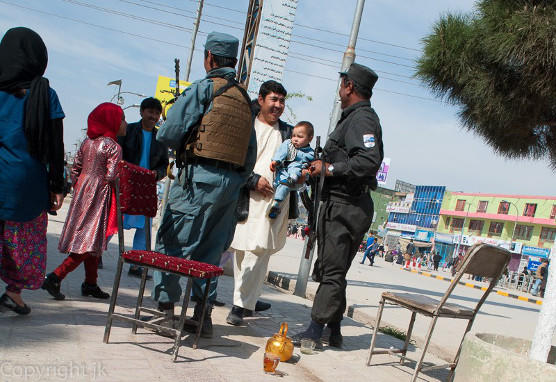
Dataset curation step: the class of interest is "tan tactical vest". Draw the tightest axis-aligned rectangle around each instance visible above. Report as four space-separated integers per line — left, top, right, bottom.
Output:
191 77 252 167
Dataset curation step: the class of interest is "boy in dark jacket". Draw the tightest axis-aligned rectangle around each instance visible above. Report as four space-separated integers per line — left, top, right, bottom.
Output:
118 97 169 277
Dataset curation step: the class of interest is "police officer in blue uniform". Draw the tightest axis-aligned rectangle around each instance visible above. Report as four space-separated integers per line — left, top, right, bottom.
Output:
152 32 257 337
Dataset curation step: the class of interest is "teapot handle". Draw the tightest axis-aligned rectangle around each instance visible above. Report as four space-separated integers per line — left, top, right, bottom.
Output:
279 322 288 337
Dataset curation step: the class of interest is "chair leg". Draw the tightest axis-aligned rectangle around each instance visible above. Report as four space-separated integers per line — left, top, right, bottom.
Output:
410 315 439 382
103 257 125 344
193 277 212 349
173 278 193 362
400 311 416 366
367 297 386 366
132 267 149 334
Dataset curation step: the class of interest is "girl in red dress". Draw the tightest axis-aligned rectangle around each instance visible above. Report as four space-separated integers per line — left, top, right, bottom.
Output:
42 103 126 300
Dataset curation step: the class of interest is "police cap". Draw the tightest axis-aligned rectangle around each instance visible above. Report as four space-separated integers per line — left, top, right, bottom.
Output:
339 63 378 93
205 32 239 58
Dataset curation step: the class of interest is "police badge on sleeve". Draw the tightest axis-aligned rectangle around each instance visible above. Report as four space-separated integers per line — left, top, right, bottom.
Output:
363 134 375 148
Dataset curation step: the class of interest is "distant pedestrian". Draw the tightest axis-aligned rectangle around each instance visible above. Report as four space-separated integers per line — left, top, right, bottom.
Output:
42 103 127 301
433 251 442 271
0 27 66 315
361 240 378 266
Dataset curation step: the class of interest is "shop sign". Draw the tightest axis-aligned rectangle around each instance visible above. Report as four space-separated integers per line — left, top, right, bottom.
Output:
435 232 454 244
414 229 434 242
522 246 550 259
386 222 417 232
527 256 542 271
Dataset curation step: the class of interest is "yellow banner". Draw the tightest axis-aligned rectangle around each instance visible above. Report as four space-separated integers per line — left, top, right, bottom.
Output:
154 75 191 117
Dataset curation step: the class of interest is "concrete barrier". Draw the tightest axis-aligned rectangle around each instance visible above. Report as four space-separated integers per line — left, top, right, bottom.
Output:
454 332 556 382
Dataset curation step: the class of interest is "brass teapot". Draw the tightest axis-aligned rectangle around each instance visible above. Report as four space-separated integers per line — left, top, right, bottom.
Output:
265 322 294 362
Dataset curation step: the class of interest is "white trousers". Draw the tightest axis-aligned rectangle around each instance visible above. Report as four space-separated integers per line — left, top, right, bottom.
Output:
232 249 271 311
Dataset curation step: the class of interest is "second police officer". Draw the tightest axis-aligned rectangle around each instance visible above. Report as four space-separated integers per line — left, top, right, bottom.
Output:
152 32 257 338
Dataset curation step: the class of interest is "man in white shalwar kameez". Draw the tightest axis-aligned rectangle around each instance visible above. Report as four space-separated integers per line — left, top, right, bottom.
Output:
226 81 293 325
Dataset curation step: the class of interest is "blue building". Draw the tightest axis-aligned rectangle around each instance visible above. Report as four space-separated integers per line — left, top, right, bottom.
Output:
386 185 447 257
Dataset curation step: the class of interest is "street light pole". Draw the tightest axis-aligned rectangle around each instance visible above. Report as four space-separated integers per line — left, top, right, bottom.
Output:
454 202 473 258
502 200 519 253
294 0 366 298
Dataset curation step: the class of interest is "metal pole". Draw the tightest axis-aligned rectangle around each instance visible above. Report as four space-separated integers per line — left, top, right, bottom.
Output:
184 0 204 82
294 0 366 298
159 0 203 219
326 0 366 138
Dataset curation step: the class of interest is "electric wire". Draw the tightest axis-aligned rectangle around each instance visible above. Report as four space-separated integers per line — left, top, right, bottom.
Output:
0 0 439 102
132 0 418 63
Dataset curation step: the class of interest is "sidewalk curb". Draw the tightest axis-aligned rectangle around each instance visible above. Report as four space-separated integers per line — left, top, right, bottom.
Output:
265 270 454 362
401 268 543 306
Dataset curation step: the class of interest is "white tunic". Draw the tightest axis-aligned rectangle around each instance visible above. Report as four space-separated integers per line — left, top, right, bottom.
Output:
230 117 289 254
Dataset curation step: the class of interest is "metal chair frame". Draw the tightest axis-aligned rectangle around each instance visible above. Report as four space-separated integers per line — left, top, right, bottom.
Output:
366 243 511 381
103 174 214 361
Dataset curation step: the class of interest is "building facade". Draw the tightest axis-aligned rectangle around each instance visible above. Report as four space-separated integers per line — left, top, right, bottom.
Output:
385 185 446 254
437 192 556 271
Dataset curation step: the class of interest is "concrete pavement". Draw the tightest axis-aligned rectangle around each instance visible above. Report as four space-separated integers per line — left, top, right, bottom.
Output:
0 202 449 382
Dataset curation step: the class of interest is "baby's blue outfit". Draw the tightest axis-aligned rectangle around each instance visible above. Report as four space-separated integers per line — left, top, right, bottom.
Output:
272 139 315 202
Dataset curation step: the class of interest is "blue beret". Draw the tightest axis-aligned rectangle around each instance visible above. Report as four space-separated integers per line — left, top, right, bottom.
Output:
205 32 239 58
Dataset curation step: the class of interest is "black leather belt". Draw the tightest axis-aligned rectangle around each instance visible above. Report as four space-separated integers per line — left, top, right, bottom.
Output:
189 156 240 172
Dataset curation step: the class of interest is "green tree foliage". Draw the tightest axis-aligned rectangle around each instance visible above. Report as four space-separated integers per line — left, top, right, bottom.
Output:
416 0 556 166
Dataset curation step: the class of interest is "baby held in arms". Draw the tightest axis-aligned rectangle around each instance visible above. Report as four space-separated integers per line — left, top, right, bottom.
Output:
269 121 315 219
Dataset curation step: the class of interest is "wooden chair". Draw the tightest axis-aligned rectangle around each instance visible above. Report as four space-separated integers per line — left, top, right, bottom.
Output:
103 161 223 361
366 243 511 381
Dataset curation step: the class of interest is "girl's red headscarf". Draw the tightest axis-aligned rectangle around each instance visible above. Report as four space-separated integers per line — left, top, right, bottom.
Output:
87 102 123 140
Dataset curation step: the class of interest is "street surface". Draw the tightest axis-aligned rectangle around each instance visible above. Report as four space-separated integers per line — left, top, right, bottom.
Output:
266 237 551 360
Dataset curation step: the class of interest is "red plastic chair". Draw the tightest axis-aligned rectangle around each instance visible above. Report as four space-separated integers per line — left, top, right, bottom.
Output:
103 161 223 361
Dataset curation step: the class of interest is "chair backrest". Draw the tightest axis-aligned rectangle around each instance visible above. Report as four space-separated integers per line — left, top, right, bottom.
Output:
436 243 511 316
456 243 511 278
118 160 158 217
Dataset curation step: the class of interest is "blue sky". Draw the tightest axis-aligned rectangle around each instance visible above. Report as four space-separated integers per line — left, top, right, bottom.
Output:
1 0 554 195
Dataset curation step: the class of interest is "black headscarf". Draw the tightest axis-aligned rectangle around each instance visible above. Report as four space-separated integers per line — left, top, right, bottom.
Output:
0 27 51 164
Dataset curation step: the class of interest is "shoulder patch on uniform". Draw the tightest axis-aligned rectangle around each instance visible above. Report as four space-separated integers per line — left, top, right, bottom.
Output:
363 134 375 148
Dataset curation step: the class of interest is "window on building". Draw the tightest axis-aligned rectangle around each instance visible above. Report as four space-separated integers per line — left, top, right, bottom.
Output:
451 218 464 230
523 203 537 217
550 205 556 220
444 216 451 228
540 227 556 242
498 201 510 214
488 221 504 236
468 220 484 232
514 224 533 240
455 199 466 211
477 201 488 213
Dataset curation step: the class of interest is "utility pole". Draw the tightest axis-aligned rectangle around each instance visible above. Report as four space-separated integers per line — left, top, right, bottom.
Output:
159 0 203 218
327 0 365 137
184 0 204 82
294 0 366 298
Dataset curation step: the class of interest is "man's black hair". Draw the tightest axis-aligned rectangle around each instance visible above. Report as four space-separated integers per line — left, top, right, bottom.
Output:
140 97 162 112
204 50 238 68
341 74 372 99
259 80 287 99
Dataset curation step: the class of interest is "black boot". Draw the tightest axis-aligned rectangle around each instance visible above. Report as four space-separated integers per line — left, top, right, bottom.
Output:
184 303 213 338
226 305 245 326
81 282 110 299
0 293 31 315
327 322 343 348
41 273 65 300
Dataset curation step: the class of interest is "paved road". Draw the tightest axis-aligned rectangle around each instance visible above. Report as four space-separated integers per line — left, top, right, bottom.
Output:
265 237 551 360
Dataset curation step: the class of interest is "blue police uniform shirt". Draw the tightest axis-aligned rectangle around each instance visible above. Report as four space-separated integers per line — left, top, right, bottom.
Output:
0 88 65 222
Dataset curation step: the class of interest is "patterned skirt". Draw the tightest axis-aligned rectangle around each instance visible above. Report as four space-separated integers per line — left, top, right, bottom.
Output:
0 212 47 292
